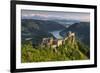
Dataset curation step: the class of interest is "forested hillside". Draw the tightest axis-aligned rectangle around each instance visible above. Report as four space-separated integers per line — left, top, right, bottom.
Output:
21 33 89 63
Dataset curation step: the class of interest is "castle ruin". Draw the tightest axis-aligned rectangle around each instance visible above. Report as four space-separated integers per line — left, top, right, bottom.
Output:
41 31 75 48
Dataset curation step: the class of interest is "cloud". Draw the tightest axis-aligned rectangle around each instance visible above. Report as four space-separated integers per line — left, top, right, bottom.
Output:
21 10 90 21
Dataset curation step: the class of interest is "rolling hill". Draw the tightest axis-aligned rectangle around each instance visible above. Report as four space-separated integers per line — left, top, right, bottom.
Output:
21 19 66 44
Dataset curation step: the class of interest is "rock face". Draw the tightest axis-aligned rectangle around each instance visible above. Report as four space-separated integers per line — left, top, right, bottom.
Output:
63 31 75 44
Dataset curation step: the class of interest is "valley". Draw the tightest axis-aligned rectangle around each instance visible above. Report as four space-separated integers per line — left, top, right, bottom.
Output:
21 19 90 62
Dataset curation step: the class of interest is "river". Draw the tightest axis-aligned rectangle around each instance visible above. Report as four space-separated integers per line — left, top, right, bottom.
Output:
49 30 63 39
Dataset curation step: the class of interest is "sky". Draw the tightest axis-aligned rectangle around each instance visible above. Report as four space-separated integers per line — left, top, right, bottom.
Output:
21 10 90 22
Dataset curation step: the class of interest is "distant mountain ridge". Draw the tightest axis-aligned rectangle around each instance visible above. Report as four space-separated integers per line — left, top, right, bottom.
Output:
22 19 66 32
22 14 81 22
21 19 66 44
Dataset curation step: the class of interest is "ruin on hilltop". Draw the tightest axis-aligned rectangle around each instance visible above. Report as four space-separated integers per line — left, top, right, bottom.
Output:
41 31 75 48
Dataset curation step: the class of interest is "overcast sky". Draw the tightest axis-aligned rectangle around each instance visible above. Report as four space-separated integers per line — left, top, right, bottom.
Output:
21 10 90 22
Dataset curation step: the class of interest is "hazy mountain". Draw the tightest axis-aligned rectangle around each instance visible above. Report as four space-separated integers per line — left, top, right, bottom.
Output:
21 19 66 44
22 15 80 23
53 19 79 28
22 19 66 32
